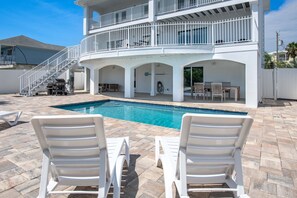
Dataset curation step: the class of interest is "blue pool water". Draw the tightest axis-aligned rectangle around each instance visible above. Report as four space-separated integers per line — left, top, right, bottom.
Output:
55 100 246 129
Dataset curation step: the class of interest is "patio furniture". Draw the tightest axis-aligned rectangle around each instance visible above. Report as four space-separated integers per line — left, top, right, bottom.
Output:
224 86 240 102
98 83 119 92
0 111 22 126
211 83 225 102
155 113 253 198
31 114 130 198
222 82 231 99
193 83 206 100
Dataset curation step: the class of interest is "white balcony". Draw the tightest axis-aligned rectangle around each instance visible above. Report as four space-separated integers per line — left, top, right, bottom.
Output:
157 0 231 15
90 3 149 29
81 16 252 57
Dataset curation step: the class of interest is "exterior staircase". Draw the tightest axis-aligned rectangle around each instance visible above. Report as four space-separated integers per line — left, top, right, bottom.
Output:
19 45 80 96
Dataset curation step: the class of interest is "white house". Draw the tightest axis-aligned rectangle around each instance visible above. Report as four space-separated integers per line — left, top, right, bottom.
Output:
75 0 270 108
19 0 270 108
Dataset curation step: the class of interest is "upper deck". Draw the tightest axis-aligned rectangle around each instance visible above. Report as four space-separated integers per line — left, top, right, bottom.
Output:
75 0 269 34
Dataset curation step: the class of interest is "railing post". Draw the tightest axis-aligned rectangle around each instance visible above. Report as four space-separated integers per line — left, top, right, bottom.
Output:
184 23 187 45
95 35 97 52
212 23 214 45
128 27 130 49
109 32 111 50
151 23 155 47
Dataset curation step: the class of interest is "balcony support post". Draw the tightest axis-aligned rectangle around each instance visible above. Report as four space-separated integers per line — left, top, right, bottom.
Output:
84 67 90 92
151 24 155 47
125 67 135 98
172 65 184 102
90 68 99 95
150 63 156 96
83 6 90 36
251 1 259 43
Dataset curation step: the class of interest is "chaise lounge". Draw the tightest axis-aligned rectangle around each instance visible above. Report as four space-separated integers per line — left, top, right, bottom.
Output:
155 113 253 198
31 114 130 198
0 111 22 126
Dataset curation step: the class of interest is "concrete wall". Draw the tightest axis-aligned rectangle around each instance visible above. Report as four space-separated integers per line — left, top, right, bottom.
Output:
135 64 173 94
99 66 125 91
0 70 85 94
0 70 26 94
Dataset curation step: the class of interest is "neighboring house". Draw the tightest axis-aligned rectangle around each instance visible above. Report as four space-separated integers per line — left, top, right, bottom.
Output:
269 50 294 63
0 35 64 68
19 0 270 108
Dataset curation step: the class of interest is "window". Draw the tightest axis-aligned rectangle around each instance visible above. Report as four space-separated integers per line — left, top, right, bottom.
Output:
121 11 127 20
192 27 208 44
178 0 185 9
178 30 191 45
178 27 208 45
115 13 119 23
144 5 148 15
107 41 115 49
190 0 196 6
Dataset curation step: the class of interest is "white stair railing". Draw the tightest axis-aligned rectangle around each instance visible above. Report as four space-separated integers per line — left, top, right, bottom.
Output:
19 45 80 96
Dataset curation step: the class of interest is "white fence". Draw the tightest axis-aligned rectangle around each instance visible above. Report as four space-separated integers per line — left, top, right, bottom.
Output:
262 68 297 100
0 70 84 94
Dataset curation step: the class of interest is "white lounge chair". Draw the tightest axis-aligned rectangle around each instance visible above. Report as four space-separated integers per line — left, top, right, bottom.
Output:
31 114 130 198
155 113 253 198
0 111 22 126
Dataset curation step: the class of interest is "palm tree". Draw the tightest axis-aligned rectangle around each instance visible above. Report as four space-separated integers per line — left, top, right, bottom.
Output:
285 42 297 66
264 52 274 69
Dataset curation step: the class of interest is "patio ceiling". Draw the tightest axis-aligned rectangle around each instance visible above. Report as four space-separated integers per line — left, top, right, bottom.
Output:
158 2 251 23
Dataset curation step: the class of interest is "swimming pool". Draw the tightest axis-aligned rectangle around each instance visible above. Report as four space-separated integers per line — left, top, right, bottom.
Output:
55 100 246 129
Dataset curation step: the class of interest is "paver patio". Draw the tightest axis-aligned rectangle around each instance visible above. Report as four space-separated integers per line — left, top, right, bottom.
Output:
0 93 296 197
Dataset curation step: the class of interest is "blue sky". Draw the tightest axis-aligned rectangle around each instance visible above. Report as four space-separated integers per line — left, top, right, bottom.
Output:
0 0 292 51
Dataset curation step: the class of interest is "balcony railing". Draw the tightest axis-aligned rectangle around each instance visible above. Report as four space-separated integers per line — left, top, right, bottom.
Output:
81 16 252 56
157 0 230 15
0 55 16 65
90 3 149 29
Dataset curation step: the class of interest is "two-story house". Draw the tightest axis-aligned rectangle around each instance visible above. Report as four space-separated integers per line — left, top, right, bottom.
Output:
18 0 270 108
75 0 269 108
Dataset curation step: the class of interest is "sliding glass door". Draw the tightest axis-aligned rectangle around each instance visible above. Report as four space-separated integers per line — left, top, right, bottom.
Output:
184 66 203 95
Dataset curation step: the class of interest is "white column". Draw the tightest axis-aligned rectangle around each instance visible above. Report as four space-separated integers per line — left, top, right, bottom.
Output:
150 63 156 96
172 66 184 102
245 51 258 108
90 68 99 95
84 67 90 92
251 2 259 43
125 68 135 98
83 7 90 36
148 0 156 22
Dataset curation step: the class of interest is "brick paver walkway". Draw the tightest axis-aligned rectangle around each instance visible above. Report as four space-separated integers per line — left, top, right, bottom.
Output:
0 93 296 197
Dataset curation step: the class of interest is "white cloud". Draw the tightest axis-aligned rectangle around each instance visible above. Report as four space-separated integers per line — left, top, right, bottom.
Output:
265 0 297 52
